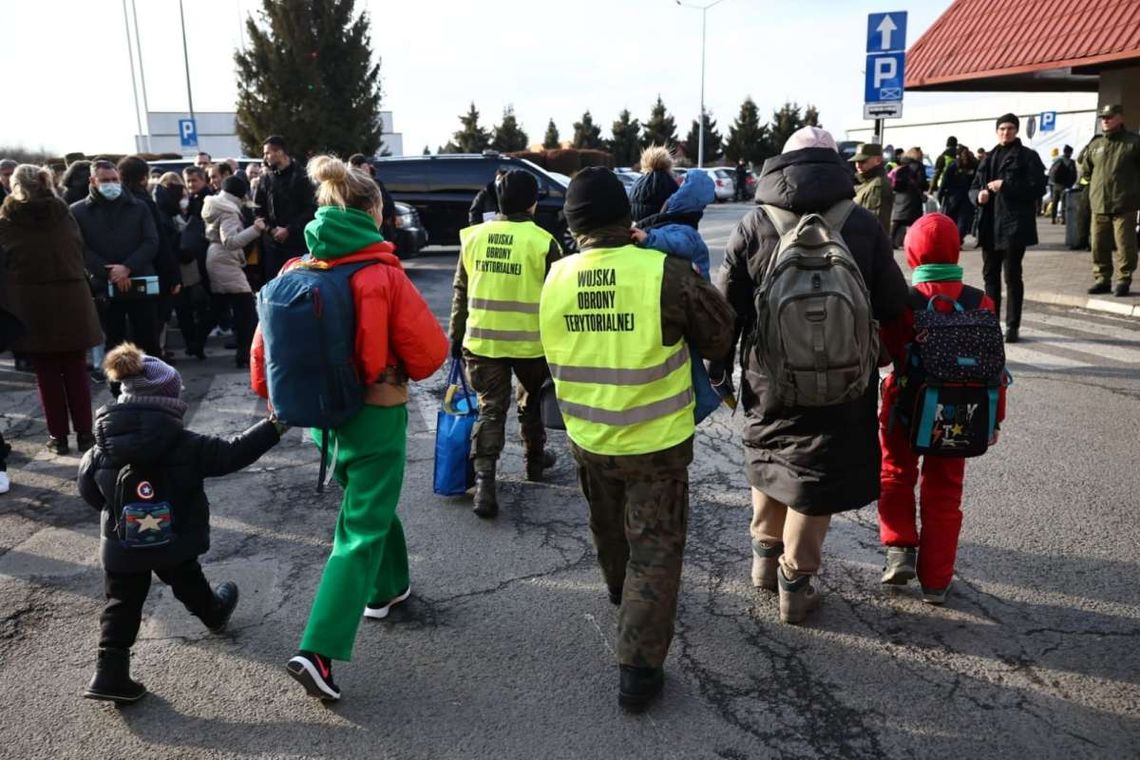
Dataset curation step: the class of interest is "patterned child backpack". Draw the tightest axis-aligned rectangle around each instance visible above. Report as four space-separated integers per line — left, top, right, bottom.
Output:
892 286 1009 458
113 465 175 549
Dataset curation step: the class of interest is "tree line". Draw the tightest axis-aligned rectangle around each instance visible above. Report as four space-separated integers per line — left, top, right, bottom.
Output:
435 96 822 167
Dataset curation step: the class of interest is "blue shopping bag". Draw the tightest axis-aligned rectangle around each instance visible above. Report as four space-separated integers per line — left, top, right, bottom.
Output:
433 358 479 496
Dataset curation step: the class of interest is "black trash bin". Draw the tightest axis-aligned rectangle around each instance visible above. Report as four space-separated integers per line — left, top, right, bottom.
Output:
1065 187 1090 250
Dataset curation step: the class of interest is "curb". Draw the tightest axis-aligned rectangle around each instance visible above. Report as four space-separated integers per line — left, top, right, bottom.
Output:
1024 290 1140 319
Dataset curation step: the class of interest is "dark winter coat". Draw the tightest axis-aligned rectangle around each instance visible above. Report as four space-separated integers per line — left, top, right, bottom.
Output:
969 139 1047 251
253 159 316 277
0 196 103 354
77 399 280 574
714 147 908 515
130 186 180 294
890 159 928 224
70 188 158 294
468 180 499 226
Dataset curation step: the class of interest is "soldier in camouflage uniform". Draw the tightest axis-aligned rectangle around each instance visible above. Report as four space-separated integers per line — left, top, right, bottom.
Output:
539 168 735 711
449 171 562 517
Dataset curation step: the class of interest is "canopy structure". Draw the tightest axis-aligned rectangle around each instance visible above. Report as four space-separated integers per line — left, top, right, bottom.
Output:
905 0 1140 102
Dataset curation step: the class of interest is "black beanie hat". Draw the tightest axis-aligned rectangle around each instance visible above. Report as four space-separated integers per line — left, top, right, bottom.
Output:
496 170 539 215
222 175 249 198
996 113 1020 130
564 167 631 234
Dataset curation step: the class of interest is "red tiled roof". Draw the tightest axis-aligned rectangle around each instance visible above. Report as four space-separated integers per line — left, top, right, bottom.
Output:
906 0 1140 89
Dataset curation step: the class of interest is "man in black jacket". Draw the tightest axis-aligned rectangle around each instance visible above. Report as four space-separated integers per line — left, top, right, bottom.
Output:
969 113 1048 343
118 157 181 360
71 159 161 356
468 169 507 226
254 135 316 280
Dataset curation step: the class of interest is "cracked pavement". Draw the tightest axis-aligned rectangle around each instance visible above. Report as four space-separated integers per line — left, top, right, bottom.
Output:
0 204 1137 759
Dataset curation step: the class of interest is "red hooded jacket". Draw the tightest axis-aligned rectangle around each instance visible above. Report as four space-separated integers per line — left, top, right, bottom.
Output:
880 214 1007 423
250 242 447 402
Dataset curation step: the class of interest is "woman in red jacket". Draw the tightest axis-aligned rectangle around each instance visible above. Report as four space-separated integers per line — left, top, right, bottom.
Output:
878 213 1006 605
250 156 447 701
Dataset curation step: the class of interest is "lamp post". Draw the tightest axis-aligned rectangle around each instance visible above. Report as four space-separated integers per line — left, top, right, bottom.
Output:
676 0 725 168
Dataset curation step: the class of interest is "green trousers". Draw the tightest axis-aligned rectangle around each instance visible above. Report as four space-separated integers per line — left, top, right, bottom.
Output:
301 404 409 661
1092 212 1138 285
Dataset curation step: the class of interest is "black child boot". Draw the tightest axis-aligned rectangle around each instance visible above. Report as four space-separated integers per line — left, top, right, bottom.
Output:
84 648 147 704
472 467 499 518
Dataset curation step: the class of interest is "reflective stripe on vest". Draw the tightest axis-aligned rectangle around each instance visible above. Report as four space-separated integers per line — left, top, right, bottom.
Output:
539 245 695 456
460 220 553 359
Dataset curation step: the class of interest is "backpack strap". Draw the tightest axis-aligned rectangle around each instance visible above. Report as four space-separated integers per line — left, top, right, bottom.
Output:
820 199 856 233
758 204 800 238
956 285 985 311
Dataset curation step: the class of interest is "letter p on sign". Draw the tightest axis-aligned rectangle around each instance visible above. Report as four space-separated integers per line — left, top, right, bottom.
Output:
874 57 897 89
178 118 198 149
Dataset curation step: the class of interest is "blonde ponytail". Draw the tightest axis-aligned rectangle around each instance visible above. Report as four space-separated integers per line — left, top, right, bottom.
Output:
307 154 382 214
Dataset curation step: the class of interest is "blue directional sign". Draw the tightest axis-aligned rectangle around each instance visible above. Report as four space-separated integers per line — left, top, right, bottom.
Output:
178 118 198 149
864 11 908 120
1040 111 1057 132
867 11 908 53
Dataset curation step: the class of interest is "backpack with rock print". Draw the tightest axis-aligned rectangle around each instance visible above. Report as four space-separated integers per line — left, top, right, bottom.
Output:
891 286 1008 458
113 465 176 549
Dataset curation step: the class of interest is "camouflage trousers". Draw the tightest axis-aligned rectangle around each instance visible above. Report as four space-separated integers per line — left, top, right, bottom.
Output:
464 353 548 473
571 438 692 669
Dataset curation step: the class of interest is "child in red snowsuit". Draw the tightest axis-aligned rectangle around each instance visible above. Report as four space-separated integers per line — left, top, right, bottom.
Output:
878 213 1006 604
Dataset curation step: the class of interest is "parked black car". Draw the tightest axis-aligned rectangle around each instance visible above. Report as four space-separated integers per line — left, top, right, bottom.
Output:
390 201 428 258
371 152 574 250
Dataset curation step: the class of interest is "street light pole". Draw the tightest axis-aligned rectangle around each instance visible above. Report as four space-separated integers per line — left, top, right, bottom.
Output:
677 0 725 168
178 0 196 126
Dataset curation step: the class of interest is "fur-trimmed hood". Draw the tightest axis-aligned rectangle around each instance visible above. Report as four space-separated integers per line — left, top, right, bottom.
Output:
201 191 245 224
0 195 70 226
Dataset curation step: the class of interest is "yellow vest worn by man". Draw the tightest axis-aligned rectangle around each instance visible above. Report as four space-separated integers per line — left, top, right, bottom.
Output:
539 245 694 456
460 219 554 359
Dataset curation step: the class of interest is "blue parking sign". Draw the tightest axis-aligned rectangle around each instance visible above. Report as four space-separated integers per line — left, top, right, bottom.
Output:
1040 111 1057 132
178 118 198 149
865 52 905 103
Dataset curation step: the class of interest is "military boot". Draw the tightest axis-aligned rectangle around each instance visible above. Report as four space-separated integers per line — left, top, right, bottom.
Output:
83 648 147 704
618 665 664 712
472 468 499 518
525 449 557 482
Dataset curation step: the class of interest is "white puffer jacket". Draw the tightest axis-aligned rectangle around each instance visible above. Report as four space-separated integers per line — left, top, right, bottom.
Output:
202 191 259 294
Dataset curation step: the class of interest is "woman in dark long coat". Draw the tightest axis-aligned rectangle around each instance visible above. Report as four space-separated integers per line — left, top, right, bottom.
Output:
0 164 103 455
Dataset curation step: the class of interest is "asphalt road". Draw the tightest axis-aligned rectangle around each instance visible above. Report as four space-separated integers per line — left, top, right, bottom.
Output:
1 202 1138 759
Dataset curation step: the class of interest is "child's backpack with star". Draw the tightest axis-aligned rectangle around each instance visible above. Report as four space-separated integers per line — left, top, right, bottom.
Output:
891 286 1009 458
112 465 175 549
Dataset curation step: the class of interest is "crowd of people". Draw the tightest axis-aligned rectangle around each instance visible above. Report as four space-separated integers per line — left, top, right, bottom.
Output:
0 104 1133 716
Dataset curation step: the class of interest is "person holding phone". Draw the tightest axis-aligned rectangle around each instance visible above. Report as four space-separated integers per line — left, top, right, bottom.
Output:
70 159 160 357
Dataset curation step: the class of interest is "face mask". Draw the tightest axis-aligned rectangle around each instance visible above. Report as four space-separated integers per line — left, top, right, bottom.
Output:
98 183 122 201
179 198 190 211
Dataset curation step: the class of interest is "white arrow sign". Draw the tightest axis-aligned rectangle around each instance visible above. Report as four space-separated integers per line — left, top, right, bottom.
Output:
875 15 897 50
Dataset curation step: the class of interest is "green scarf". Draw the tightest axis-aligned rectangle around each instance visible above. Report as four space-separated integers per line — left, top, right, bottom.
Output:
912 263 963 283
304 206 383 260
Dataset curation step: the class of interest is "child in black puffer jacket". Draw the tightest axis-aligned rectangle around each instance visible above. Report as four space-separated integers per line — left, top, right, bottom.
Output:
77 343 283 703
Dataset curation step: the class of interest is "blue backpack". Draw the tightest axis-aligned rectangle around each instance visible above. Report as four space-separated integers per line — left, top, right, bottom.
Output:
891 286 1009 458
256 256 381 488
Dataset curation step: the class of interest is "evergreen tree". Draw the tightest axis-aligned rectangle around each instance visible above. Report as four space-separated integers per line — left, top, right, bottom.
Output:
642 96 678 149
724 96 773 167
571 110 604 149
234 0 383 158
769 102 822 154
683 113 723 164
491 105 529 152
542 118 561 149
422 145 431 155
608 109 641 166
442 102 491 153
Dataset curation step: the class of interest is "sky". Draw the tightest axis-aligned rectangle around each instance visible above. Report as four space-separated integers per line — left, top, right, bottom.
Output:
0 0 954 157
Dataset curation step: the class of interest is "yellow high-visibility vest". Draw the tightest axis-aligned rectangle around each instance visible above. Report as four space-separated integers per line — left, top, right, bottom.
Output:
539 245 694 456
460 219 554 359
